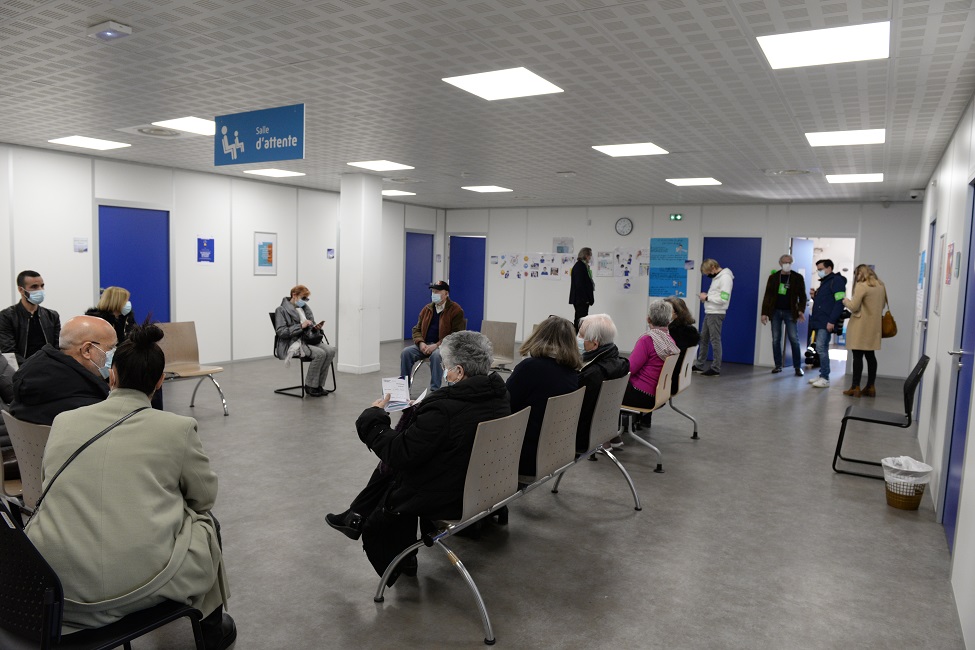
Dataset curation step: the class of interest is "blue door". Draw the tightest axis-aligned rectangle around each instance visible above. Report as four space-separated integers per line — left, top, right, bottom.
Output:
699 237 761 365
98 206 170 323
404 232 434 340
448 236 486 332
789 237 815 364
944 205 975 551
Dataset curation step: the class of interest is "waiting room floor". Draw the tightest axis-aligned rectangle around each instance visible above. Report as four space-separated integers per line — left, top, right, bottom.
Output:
135 343 963 648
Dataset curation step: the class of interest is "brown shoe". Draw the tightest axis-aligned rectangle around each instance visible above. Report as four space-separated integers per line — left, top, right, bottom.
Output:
842 385 861 397
861 385 876 397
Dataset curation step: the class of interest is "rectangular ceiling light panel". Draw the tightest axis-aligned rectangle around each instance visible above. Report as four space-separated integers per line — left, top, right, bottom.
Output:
382 190 416 196
758 22 889 69
461 185 512 192
666 177 721 186
805 129 886 147
825 173 883 183
592 142 669 157
443 67 563 101
347 160 414 171
152 116 216 136
243 169 306 177
48 135 130 150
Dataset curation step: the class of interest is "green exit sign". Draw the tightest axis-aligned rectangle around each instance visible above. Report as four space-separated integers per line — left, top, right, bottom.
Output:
670 213 683 220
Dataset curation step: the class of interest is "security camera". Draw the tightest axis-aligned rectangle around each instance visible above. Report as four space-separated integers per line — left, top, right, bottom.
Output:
909 189 924 200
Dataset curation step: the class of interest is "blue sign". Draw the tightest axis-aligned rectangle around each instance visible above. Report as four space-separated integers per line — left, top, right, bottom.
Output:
214 104 304 166
197 238 214 263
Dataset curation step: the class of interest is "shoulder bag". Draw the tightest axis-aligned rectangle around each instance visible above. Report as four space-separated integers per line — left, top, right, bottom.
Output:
882 290 897 338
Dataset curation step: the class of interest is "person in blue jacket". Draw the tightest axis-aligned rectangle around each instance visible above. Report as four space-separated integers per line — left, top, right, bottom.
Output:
807 259 847 388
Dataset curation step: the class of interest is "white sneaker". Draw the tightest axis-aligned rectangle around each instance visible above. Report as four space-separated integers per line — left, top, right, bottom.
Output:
808 376 819 384
811 377 830 388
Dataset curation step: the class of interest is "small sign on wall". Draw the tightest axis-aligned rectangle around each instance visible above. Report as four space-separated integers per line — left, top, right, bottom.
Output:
197 237 214 264
254 232 277 275
73 237 88 253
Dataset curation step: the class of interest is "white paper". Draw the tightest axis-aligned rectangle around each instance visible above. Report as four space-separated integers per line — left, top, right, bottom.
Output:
381 377 410 403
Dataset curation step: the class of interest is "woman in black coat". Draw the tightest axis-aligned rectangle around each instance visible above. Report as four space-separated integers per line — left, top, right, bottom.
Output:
326 330 510 585
85 286 136 343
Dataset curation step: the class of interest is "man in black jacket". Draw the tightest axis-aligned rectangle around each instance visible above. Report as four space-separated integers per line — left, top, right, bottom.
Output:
569 248 595 331
0 270 61 365
760 254 807 377
9 315 114 425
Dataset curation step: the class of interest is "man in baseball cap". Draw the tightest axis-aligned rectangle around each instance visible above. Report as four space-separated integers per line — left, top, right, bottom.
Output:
400 281 465 390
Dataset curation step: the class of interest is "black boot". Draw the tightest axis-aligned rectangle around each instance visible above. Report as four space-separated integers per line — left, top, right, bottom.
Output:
325 510 363 540
201 608 237 650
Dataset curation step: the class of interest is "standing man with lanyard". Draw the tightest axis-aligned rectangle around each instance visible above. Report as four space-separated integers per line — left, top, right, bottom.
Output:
807 259 847 388
760 254 807 376
569 248 595 331
0 270 61 365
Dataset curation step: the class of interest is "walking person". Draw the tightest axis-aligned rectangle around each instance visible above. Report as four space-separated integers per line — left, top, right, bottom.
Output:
693 259 733 377
760 254 807 376
807 259 847 388
569 248 595 331
842 264 885 397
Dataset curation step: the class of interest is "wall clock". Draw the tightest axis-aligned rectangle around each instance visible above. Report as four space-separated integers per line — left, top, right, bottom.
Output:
615 217 633 236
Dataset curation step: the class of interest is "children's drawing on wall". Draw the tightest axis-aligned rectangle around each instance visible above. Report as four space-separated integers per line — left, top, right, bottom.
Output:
617 276 633 292
553 237 574 254
597 251 614 277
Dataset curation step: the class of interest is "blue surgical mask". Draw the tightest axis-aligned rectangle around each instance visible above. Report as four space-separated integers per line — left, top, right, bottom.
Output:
817 269 827 279
577 337 586 354
92 345 114 379
431 293 442 304
121 301 132 316
296 298 307 308
26 289 45 305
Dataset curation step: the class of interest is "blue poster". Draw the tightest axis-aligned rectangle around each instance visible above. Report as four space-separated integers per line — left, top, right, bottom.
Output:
197 238 214 263
214 104 305 166
258 242 273 267
649 237 689 296
650 267 688 297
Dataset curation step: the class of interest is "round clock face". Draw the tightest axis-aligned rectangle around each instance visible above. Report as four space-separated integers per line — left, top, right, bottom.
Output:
615 217 633 236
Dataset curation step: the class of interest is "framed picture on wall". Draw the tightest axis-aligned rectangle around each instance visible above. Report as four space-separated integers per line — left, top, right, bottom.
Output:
254 231 277 276
934 233 945 316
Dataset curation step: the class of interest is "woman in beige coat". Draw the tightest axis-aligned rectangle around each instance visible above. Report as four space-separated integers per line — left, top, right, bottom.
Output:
842 264 886 397
25 323 235 649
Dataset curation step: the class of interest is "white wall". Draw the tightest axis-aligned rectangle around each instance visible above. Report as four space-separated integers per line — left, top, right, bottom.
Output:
298 189 340 345
914 96 975 648
0 149 12 300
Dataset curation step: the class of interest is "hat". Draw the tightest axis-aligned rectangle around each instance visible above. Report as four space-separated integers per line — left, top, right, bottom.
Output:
429 281 449 291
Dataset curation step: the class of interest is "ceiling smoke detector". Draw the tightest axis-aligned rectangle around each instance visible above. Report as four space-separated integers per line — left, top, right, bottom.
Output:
88 20 132 41
137 126 181 137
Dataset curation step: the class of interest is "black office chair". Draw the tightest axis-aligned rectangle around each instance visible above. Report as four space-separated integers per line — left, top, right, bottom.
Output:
0 500 206 649
832 355 930 479
268 312 337 398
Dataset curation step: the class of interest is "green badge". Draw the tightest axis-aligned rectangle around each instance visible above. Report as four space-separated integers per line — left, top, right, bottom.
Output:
720 291 730 301
834 291 845 300
778 283 787 295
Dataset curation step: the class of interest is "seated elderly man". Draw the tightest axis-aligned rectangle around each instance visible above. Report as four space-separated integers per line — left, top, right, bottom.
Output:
326 330 510 585
9 315 114 425
400 281 465 391
575 314 630 453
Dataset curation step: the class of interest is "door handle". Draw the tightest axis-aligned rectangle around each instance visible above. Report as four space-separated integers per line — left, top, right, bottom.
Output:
948 349 969 370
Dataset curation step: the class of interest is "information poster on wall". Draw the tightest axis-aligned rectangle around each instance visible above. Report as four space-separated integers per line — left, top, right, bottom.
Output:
649 237 689 296
254 231 277 275
494 252 583 281
197 237 214 264
596 251 614 277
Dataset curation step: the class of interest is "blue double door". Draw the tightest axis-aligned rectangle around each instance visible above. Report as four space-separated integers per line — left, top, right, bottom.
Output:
402 233 485 338
698 237 761 365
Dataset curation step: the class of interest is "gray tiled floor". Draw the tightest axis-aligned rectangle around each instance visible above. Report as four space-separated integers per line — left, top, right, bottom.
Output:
142 343 963 649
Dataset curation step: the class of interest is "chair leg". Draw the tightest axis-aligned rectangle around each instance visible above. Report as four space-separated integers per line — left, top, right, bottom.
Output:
189 375 230 415
409 359 426 388
189 611 207 649
832 418 885 479
374 539 426 603
551 470 565 493
600 448 643 511
436 539 496 645
669 397 699 439
274 359 309 398
623 415 664 473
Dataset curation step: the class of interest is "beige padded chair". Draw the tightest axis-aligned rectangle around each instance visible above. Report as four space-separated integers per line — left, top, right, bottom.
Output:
669 345 700 439
519 387 586 486
0 446 23 511
552 373 642 510
1 411 51 511
480 320 517 374
156 322 229 416
373 406 530 646
619 354 680 473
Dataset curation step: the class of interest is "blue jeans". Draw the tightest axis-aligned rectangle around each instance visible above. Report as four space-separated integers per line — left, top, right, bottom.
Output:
771 309 801 370
815 328 832 380
400 344 443 390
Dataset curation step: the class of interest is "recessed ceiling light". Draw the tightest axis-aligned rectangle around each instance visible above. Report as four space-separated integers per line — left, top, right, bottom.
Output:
461 185 513 193
151 116 216 136
825 173 883 183
48 136 130 150
442 67 563 101
666 177 722 186
382 190 416 196
347 160 414 171
592 142 669 157
805 129 886 147
243 169 306 178
757 21 889 69
765 169 811 176
87 20 132 41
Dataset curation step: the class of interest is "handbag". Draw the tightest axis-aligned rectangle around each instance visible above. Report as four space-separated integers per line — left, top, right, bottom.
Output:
882 290 897 338
302 327 324 345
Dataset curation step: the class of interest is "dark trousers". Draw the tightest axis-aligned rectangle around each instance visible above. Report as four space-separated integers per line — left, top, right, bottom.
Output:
573 303 590 331
350 465 419 578
623 383 656 426
851 350 878 387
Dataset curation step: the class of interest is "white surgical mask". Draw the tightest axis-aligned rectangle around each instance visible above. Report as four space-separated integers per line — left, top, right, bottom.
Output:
577 337 587 354
91 344 114 379
781 263 791 273
121 301 132 316
817 269 827 279
25 289 45 305
431 293 442 304
443 365 458 386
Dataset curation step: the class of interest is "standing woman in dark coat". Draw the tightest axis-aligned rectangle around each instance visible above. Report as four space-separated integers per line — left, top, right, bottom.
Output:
576 313 629 453
325 331 510 585
569 247 595 331
506 316 581 478
85 286 136 343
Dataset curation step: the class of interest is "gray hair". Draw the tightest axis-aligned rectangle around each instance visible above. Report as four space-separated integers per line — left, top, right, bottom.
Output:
647 300 674 327
440 330 493 377
579 313 617 344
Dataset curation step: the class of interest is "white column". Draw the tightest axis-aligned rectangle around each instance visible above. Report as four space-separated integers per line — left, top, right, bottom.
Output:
336 173 382 374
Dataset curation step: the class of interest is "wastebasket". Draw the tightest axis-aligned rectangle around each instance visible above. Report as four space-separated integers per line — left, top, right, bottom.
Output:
881 456 933 510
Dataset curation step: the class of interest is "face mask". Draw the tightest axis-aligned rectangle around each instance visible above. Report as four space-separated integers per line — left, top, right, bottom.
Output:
431 293 442 304
708 272 718 279
443 365 458 386
781 263 791 273
25 289 45 305
91 345 114 379
577 337 587 354
817 269 827 279
296 298 307 308
121 301 132 316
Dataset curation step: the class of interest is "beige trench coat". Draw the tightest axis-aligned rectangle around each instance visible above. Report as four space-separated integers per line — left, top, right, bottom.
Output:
26 389 229 633
844 281 885 351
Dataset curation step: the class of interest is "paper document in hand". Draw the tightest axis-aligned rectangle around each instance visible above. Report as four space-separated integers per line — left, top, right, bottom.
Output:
381 377 410 403
384 387 427 413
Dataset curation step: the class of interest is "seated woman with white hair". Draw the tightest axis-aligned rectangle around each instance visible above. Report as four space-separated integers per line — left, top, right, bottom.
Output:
624 300 679 424
575 313 630 454
325 330 510 586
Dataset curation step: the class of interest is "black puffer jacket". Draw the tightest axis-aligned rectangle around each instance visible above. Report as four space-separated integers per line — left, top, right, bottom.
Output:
356 372 510 520
576 344 629 453
10 345 109 425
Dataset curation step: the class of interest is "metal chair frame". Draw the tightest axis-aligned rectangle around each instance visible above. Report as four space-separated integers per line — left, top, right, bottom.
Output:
156 322 229 416
269 312 337 398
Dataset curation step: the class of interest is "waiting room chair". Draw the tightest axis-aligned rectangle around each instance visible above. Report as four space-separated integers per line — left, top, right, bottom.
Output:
268 313 336 398
1 411 51 512
669 345 700 439
373 407 530 646
832 355 930 479
480 320 517 375
552 374 642 510
619 355 680 473
519 387 586 487
156 322 229 416
0 446 23 516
